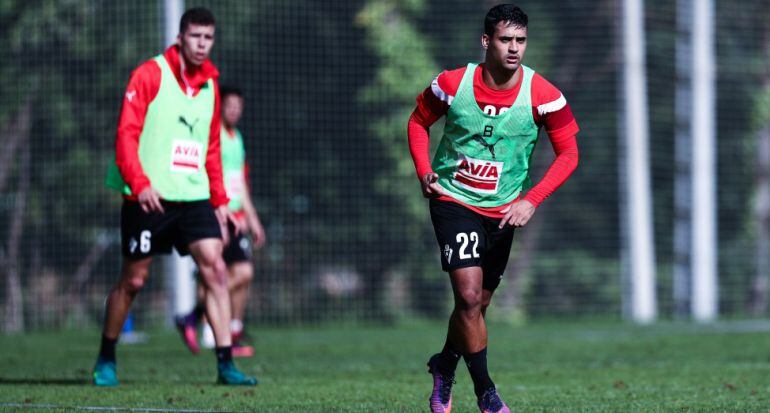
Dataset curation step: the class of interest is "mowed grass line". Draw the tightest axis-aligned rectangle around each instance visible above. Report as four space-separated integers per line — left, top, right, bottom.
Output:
1 322 769 412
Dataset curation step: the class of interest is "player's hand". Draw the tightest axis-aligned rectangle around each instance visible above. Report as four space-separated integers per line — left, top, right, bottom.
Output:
421 172 447 198
214 205 232 246
215 205 246 238
250 219 267 249
499 199 536 228
138 187 164 213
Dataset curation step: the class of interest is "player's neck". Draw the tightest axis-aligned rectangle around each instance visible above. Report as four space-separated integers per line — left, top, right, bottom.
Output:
480 62 521 91
176 52 203 97
179 50 196 74
178 53 201 74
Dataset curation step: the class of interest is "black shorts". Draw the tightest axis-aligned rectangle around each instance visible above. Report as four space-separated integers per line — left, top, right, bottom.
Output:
222 223 251 265
121 200 222 259
429 199 515 291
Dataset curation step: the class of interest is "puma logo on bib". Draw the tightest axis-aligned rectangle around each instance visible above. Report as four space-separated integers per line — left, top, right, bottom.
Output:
170 140 203 172
453 155 503 194
178 116 199 136
471 134 505 159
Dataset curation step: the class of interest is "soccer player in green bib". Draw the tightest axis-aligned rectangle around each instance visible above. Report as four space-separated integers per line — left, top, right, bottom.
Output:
94 8 256 386
407 5 580 412
217 87 267 354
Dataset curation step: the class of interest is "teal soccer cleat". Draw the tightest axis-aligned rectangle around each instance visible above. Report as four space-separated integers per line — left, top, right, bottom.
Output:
217 360 258 386
92 357 119 387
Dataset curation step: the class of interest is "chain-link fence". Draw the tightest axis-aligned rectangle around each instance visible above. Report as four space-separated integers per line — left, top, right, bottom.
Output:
1 0 768 330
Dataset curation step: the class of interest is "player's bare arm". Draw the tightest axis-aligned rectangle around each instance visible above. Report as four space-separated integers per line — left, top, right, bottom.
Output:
241 185 266 248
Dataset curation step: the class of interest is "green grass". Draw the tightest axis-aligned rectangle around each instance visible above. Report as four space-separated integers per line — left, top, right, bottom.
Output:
1 321 769 412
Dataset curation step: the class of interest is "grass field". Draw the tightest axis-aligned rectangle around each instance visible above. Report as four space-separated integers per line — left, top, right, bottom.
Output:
1 321 769 412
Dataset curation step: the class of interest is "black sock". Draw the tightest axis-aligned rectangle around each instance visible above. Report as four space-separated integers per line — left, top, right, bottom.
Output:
436 339 461 375
464 348 495 398
99 335 117 363
192 302 205 321
215 346 232 364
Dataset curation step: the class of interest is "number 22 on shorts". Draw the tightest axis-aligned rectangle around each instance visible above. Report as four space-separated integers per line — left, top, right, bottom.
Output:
456 231 479 260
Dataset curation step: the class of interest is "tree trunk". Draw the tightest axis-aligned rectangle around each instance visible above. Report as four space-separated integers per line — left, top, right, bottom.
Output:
0 100 32 193
498 219 543 314
67 232 112 326
750 123 770 315
749 27 770 316
497 151 546 314
2 136 30 333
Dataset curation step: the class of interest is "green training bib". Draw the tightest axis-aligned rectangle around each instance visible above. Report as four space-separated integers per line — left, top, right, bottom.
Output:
221 126 246 212
106 55 215 201
431 63 539 207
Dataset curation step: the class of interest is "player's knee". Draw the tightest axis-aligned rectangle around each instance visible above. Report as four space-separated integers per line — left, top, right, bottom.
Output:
214 259 228 279
456 288 483 313
196 251 219 269
198 249 225 273
238 265 253 283
119 264 149 295
122 276 146 294
200 260 228 288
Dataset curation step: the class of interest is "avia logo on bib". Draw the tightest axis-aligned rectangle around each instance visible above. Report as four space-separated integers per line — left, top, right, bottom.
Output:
170 139 203 172
225 170 245 198
453 155 503 194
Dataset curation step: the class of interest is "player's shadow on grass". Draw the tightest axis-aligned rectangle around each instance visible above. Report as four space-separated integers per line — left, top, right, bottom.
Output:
0 377 90 385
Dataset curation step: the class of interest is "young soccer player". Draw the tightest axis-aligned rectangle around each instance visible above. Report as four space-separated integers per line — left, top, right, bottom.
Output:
407 4 579 412
95 8 257 386
176 86 266 357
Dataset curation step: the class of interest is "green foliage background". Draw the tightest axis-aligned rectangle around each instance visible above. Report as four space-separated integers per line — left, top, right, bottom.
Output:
0 0 768 329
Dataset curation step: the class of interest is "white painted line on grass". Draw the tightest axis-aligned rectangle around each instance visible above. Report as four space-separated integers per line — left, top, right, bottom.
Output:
0 403 243 413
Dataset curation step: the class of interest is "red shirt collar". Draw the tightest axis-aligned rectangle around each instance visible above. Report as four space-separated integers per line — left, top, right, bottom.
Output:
163 45 219 91
476 63 523 95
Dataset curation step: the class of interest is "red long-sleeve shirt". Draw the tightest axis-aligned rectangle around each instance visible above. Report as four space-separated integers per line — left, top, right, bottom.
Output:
408 64 579 217
115 45 228 207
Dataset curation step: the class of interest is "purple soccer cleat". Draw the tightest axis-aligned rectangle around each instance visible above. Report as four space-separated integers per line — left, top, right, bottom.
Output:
477 387 511 413
427 354 454 413
174 314 200 355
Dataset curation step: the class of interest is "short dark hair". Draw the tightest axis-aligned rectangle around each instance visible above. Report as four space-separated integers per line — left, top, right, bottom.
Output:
179 7 215 34
484 4 528 36
220 86 243 99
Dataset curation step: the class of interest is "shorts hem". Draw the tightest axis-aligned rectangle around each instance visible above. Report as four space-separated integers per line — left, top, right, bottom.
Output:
442 261 483 273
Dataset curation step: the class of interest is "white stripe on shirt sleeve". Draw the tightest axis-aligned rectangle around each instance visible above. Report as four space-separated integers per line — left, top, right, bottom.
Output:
536 93 567 116
431 76 454 105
